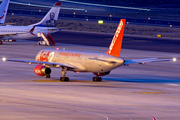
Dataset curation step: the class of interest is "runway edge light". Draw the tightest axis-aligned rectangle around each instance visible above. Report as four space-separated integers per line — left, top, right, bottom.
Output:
2 57 6 61
173 58 177 62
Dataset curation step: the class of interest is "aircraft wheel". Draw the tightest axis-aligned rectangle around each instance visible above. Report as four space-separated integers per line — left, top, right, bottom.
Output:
60 77 69 82
93 77 102 82
45 74 51 78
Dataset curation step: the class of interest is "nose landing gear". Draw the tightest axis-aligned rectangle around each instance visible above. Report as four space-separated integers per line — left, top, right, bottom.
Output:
60 68 69 82
45 74 51 78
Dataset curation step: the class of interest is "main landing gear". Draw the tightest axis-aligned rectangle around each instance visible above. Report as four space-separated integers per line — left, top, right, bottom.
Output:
60 68 69 82
93 76 102 82
44 68 103 82
45 74 51 78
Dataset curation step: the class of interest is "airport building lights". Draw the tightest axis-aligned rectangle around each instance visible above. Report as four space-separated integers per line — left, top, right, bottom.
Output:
98 20 103 24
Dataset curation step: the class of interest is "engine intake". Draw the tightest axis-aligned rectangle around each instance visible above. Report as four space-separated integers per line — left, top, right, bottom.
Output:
34 65 51 76
93 71 110 76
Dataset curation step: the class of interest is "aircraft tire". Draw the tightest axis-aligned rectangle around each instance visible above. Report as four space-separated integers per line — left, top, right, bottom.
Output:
60 77 69 82
93 77 102 82
45 74 51 78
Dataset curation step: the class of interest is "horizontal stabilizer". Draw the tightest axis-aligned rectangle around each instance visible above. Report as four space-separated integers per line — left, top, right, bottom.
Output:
124 58 175 65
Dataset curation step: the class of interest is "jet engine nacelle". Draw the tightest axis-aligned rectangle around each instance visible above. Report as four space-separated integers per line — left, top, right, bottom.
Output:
93 71 110 76
34 65 51 76
0 41 3 45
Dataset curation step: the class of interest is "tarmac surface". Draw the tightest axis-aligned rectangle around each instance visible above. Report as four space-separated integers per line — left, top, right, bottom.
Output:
0 40 180 120
35 30 180 53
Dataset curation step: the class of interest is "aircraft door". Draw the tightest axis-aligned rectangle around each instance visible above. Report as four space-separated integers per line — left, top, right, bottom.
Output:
37 28 42 37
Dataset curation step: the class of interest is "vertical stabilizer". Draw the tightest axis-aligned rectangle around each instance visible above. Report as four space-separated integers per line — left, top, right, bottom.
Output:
0 0 9 24
30 2 61 27
106 19 126 57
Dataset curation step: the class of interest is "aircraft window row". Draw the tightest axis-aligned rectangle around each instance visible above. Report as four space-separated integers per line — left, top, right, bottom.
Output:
1 30 27 32
57 56 82 60
56 56 91 61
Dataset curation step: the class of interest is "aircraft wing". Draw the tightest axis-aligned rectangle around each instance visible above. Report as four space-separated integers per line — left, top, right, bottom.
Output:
124 58 175 65
47 27 61 32
1 58 81 70
0 25 36 38
0 32 27 38
0 23 16 26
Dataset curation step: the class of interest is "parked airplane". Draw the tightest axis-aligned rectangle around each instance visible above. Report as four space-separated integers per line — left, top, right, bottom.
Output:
0 2 61 44
1 19 176 82
0 0 9 24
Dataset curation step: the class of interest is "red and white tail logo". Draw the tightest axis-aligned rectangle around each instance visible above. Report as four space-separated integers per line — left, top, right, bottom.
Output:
106 19 126 57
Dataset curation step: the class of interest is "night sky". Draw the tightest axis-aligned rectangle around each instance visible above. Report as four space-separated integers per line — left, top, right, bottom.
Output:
72 0 180 8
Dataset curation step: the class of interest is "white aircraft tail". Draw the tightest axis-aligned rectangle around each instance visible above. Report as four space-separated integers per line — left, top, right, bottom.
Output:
106 19 126 57
0 0 10 24
30 2 61 27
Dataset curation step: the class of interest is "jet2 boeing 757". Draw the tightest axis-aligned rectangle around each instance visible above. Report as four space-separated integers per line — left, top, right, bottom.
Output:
0 2 61 44
1 19 176 82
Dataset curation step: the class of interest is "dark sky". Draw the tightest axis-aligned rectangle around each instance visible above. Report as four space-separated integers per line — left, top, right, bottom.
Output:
10 0 180 8
72 0 180 8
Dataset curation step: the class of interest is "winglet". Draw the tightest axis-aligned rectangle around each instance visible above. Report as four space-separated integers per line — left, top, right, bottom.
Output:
54 2 62 6
106 19 126 57
29 25 36 33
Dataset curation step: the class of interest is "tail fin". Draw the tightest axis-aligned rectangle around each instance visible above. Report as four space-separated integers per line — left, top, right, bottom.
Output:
0 0 9 24
30 2 61 27
106 19 126 57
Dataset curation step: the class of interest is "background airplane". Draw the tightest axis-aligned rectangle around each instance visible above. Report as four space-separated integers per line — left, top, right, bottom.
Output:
0 0 9 24
0 0 9 44
0 2 61 45
1 19 176 82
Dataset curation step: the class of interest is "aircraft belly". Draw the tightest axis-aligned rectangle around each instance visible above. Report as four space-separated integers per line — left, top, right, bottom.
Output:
84 61 115 73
